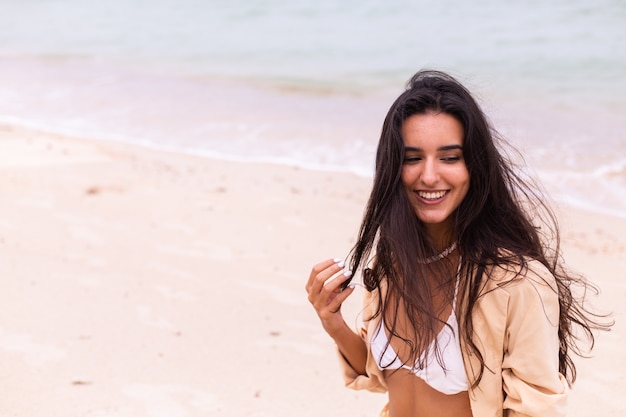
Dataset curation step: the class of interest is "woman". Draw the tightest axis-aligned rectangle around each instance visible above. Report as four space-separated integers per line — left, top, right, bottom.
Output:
305 70 609 416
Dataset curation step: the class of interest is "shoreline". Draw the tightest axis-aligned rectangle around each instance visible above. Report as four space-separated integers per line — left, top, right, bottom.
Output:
2 116 626 221
1 54 625 222
0 123 624 416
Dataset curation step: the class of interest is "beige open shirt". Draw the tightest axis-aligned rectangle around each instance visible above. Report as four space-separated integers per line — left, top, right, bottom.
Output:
337 258 569 416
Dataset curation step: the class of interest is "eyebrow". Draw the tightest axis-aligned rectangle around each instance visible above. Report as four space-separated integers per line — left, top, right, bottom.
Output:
404 145 463 152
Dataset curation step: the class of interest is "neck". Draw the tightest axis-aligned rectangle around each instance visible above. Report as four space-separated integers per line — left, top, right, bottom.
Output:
424 222 454 252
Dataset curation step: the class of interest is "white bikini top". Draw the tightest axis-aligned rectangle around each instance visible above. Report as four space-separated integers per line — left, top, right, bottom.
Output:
370 275 468 395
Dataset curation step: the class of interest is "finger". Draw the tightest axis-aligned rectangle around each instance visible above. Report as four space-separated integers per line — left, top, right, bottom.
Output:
309 267 352 314
315 269 353 311
325 281 357 316
320 268 353 295
306 258 345 294
305 258 337 292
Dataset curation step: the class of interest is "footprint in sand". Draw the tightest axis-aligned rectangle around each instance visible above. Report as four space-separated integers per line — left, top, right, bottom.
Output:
64 250 108 268
236 280 304 307
82 406 133 417
123 384 220 417
156 245 207 259
153 285 195 302
135 306 175 331
69 225 106 247
15 195 54 209
0 328 66 366
255 337 326 356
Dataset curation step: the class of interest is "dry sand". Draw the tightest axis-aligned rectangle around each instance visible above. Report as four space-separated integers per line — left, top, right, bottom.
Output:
0 124 623 416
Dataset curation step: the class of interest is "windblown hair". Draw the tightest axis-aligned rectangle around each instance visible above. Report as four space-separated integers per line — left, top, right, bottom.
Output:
346 69 611 386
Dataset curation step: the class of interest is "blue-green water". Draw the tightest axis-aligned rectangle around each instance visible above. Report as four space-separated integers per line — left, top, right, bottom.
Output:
0 0 625 215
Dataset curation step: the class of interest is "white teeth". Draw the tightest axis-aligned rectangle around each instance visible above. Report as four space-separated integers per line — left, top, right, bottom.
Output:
418 190 446 200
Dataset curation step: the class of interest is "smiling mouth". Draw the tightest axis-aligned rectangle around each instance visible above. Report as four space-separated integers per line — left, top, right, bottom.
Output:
417 190 447 201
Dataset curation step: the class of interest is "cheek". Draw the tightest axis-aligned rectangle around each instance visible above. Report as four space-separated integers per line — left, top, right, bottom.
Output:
400 167 412 188
458 165 470 188
458 171 470 201
451 166 470 197
459 184 470 203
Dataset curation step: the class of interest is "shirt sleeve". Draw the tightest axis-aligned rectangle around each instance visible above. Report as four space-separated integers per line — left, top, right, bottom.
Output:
336 289 388 393
501 264 569 416
335 326 388 393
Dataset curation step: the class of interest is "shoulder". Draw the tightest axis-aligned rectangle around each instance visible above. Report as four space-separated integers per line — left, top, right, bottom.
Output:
465 256 562 368
481 256 558 294
477 257 560 322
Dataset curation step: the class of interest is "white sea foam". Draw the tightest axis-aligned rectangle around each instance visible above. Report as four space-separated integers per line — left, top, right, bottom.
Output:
0 1 624 216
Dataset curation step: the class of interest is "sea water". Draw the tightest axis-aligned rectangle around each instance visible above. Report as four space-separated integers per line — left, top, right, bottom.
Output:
0 0 625 216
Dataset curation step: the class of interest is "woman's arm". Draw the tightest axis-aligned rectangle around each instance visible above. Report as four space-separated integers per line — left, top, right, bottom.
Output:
306 258 368 375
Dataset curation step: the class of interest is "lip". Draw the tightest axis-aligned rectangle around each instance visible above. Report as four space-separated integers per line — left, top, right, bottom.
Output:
415 190 448 204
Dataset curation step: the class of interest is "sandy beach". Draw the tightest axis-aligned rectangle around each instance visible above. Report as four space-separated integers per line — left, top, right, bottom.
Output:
0 124 624 417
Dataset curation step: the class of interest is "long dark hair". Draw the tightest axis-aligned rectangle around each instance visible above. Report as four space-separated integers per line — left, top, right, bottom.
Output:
347 69 611 386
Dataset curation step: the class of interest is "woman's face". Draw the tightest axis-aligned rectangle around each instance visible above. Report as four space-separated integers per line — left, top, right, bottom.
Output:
400 112 469 242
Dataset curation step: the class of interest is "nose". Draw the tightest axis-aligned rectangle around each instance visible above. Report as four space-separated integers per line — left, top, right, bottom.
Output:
420 158 439 186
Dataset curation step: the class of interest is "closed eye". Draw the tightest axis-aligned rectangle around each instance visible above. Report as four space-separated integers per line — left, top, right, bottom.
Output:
403 156 422 164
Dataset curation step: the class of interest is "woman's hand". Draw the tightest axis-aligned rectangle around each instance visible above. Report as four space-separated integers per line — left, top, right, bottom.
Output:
306 258 368 375
305 258 356 335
